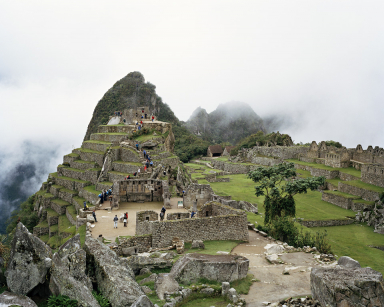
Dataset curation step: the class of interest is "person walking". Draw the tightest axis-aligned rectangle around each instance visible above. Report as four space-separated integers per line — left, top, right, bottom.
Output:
113 215 118 228
92 210 98 222
83 201 87 210
99 193 103 204
160 211 164 221
123 214 127 227
143 149 146 158
150 161 153 167
191 211 196 218
136 142 139 150
152 115 154 122
138 168 141 175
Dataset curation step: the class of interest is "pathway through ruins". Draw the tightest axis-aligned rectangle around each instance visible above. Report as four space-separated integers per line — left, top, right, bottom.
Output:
91 197 186 241
232 230 325 307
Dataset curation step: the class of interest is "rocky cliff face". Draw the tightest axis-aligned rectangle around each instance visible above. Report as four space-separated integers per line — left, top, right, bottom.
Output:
83 71 178 141
185 102 266 145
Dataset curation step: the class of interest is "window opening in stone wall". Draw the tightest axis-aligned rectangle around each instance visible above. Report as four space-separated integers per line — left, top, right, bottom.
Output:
206 211 209 217
178 214 180 219
146 217 149 221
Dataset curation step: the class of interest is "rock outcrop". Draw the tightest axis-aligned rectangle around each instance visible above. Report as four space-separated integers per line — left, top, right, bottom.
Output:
84 237 144 307
0 291 38 307
131 295 155 307
311 265 384 306
170 253 249 284
49 235 100 307
5 223 52 295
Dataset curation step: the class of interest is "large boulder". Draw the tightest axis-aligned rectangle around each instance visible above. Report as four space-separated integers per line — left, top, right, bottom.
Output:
5 223 52 295
131 295 154 307
170 253 249 284
311 266 384 306
0 291 38 307
84 237 144 307
337 256 361 269
49 234 100 307
155 273 179 300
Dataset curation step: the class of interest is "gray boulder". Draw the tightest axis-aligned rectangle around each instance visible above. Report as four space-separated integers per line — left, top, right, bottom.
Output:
239 201 258 214
191 240 205 249
49 234 100 307
200 287 215 295
84 237 144 307
139 273 158 285
0 291 38 307
337 256 361 269
155 273 179 300
131 295 155 307
170 253 249 284
5 223 52 295
311 266 384 306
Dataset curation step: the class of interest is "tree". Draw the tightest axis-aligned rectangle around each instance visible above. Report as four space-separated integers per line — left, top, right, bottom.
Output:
248 163 325 224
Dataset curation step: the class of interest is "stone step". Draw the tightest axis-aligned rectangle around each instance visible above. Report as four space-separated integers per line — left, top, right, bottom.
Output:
57 165 101 184
66 205 78 226
45 208 59 226
112 160 143 174
98 125 133 134
50 173 91 190
50 198 72 215
69 159 98 171
90 132 128 143
49 224 58 238
338 181 382 202
95 181 114 191
72 148 105 167
82 140 112 152
58 214 76 239
321 190 360 210
63 153 80 164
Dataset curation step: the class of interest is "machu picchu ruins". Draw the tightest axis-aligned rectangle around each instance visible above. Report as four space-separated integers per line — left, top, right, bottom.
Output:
1 72 383 307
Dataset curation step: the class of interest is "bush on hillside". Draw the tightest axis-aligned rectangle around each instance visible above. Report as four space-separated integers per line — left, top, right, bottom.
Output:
6 195 39 234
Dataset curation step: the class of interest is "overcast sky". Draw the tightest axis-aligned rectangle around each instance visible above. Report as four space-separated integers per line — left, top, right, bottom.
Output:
1 0 384 152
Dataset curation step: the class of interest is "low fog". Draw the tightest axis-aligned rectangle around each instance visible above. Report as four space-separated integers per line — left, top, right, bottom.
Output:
1 1 383 230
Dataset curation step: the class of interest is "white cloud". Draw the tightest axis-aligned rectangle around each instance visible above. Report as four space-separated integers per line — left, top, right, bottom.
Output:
0 0 383 150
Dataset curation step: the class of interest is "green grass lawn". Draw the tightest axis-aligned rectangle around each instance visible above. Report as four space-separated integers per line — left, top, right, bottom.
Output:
83 185 102 195
308 224 384 274
296 169 312 178
338 167 361 178
199 174 356 222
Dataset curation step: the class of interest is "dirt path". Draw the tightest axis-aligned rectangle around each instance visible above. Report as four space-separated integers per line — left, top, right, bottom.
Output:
232 230 325 307
91 198 187 241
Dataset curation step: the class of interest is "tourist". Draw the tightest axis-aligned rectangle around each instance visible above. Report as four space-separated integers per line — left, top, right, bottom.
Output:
163 170 166 176
136 142 139 150
161 206 166 215
152 115 154 122
146 161 149 168
128 175 131 179
138 125 141 131
113 215 118 228
83 201 87 210
133 172 137 177
141 115 144 119
138 168 141 175
123 214 127 227
124 212 128 227
191 211 196 218
123 118 126 123
109 195 113 205
150 161 153 167
98 193 103 204
92 210 97 222
103 190 107 201
145 113 147 119
143 149 146 158
140 120 143 125
160 211 164 221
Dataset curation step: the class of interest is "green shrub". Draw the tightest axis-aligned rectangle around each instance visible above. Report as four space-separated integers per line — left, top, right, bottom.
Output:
92 291 111 307
47 295 78 307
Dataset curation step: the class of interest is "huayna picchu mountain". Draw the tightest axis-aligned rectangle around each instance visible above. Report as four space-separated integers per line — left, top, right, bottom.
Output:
185 102 266 145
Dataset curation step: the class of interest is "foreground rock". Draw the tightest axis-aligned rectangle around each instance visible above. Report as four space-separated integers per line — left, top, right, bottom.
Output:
337 255 361 269
155 273 179 300
5 223 52 295
0 291 38 307
49 235 100 307
311 264 384 306
84 237 144 307
131 295 155 307
170 253 249 284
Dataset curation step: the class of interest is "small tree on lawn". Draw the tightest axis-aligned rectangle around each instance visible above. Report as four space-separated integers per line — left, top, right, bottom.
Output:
248 162 325 224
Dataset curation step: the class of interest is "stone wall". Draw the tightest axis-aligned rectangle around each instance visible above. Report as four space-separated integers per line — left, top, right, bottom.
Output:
112 161 141 173
321 191 358 210
197 202 241 218
66 208 77 226
300 219 355 227
120 148 141 163
117 234 152 254
74 149 105 167
82 142 111 152
118 179 163 202
338 182 380 202
245 146 309 160
136 202 249 248
167 212 190 220
33 225 49 237
183 184 214 209
249 156 282 166
361 164 384 188
339 172 360 181
210 161 254 174
294 164 339 179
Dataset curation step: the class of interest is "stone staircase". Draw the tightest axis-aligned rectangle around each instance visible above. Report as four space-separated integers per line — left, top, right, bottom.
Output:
32 117 179 248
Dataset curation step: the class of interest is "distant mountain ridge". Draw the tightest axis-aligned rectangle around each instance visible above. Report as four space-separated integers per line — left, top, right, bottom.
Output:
185 102 266 145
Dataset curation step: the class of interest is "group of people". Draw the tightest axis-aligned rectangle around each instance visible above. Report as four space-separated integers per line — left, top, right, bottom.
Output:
114 111 122 117
98 188 112 205
113 212 129 228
